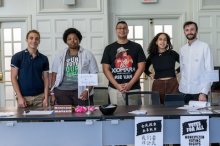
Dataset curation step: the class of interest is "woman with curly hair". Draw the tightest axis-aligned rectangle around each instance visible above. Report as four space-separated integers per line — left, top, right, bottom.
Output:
145 32 180 104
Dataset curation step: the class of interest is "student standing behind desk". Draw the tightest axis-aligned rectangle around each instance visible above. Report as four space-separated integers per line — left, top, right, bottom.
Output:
50 28 98 106
179 21 214 103
101 21 146 106
145 32 180 104
11 30 49 108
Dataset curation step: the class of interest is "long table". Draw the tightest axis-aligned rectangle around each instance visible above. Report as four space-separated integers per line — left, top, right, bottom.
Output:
0 106 220 146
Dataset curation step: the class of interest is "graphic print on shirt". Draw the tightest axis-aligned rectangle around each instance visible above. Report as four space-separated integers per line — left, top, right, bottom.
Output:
113 47 135 80
64 56 79 83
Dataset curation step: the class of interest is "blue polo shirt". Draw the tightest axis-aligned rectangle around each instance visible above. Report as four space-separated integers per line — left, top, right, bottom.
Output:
11 49 49 96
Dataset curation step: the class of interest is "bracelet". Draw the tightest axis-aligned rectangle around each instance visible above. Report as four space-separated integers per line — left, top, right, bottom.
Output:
50 90 54 95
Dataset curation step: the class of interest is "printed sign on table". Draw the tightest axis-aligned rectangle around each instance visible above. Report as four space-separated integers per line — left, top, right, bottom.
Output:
180 116 209 146
78 74 98 86
135 117 163 146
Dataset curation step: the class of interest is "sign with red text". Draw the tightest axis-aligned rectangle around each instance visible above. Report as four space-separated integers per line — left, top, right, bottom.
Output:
135 117 163 146
180 116 209 146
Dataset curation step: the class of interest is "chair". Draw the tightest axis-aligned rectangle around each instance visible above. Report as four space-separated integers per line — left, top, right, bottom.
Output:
164 93 185 107
93 87 110 105
125 91 161 106
210 66 220 105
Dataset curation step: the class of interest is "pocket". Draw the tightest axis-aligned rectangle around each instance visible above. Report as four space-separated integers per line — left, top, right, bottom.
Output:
81 60 90 71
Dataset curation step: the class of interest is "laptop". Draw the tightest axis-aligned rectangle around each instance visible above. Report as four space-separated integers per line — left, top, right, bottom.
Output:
164 93 185 107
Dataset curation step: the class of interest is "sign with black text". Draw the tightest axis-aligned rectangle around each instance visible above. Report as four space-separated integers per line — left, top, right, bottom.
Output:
180 116 209 146
135 117 163 146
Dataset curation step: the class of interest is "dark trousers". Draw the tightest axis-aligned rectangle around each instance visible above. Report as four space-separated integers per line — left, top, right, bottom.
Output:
54 88 94 106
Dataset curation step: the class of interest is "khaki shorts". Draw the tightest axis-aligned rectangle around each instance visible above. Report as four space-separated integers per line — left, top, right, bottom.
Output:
23 93 44 107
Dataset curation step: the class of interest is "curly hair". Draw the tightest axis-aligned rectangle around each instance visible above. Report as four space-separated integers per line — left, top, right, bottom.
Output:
63 28 82 43
147 32 173 55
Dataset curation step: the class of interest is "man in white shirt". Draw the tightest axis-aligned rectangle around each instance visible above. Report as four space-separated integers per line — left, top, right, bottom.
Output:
179 21 214 103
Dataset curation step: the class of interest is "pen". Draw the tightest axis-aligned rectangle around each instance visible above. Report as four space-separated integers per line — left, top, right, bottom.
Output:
25 110 30 113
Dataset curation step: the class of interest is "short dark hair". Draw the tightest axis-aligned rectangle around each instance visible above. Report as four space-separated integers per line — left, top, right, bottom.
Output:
63 28 82 43
183 21 198 32
116 21 128 28
26 30 40 40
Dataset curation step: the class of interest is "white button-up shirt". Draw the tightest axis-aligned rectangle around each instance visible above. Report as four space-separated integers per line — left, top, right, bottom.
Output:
179 39 213 95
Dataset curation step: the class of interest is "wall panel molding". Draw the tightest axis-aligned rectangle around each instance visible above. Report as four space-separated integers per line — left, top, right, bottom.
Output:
199 0 220 11
37 0 102 13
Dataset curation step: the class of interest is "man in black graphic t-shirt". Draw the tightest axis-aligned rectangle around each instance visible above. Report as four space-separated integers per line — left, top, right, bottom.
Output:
101 21 146 105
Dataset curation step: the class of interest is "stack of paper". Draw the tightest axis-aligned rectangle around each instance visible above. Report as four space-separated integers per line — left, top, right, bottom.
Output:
23 110 54 115
0 112 16 117
128 110 147 115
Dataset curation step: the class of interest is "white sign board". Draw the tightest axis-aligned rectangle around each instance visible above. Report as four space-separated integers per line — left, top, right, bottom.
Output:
135 117 163 146
202 70 219 82
78 74 98 86
180 116 209 146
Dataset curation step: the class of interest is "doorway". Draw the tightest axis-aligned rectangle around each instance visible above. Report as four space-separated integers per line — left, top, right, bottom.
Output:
0 21 27 107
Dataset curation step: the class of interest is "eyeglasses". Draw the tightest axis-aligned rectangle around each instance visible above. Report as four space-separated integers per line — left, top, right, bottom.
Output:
116 27 127 30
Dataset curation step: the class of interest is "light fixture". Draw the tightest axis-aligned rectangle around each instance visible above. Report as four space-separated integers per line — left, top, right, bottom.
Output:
63 0 75 5
142 0 158 4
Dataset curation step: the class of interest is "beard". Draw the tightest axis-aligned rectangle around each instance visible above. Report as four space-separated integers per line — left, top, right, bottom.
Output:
186 33 196 40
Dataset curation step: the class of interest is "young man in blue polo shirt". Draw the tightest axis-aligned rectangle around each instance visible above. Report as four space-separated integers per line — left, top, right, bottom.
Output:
11 30 49 108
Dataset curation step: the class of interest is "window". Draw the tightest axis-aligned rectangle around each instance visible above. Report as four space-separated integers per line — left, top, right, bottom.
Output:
154 24 173 43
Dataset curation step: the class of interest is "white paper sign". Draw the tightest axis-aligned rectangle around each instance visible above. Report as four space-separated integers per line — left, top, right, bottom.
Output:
78 74 98 86
202 70 219 82
135 117 163 146
180 116 209 146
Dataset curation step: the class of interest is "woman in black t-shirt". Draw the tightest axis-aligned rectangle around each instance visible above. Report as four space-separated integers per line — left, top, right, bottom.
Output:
145 32 180 104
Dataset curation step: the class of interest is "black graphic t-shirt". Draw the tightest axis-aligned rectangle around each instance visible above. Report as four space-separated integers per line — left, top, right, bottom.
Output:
101 41 146 90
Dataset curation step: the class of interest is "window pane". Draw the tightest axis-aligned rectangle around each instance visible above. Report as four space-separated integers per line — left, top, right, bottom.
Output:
4 43 12 56
14 43 22 54
154 25 163 36
164 25 173 38
13 28 21 41
4 29 12 41
4 57 11 70
5 71 11 81
135 40 143 48
5 86 14 99
128 26 133 39
5 100 15 107
135 26 143 39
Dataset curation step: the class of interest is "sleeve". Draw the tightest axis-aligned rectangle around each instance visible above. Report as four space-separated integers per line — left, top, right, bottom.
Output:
43 56 49 71
201 44 214 94
11 53 21 69
144 55 152 76
173 50 180 73
101 46 110 64
89 51 99 73
137 44 147 63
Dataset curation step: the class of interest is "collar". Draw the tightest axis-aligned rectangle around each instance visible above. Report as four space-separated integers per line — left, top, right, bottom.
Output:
188 38 198 46
25 48 40 57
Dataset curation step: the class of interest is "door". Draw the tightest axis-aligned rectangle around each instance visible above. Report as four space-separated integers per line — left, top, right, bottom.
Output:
119 18 180 92
0 22 26 107
121 19 150 91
